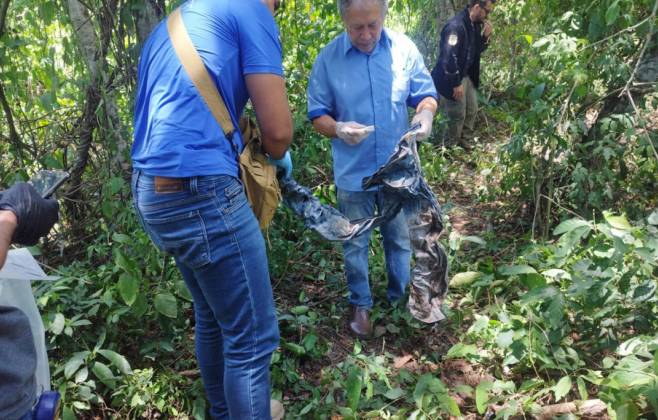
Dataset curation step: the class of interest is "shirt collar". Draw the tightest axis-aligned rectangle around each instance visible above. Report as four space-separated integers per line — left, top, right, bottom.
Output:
342 28 391 56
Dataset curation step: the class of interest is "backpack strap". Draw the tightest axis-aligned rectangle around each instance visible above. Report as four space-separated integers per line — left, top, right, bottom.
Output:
167 7 235 138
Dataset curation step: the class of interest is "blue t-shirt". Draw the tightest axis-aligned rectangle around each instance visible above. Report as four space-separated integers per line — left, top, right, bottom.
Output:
307 29 437 191
132 0 283 177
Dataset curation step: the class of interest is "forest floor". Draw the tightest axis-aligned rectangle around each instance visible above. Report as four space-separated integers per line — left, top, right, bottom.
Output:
275 110 516 415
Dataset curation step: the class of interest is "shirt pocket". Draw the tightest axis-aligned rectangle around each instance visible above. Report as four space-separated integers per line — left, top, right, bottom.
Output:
391 69 410 104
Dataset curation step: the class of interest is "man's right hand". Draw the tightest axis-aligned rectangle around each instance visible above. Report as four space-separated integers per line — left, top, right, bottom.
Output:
335 121 375 146
483 21 493 39
0 182 59 246
452 84 465 101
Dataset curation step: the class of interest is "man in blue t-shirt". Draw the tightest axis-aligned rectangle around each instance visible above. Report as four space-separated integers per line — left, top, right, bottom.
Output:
307 0 438 339
132 1 291 418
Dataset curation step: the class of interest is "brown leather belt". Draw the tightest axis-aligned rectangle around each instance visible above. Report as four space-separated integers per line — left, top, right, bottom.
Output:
154 176 185 193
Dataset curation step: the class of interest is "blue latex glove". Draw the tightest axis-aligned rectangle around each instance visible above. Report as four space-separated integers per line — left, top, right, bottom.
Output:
268 150 293 180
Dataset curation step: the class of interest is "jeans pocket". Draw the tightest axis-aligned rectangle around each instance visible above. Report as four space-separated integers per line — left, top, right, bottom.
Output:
222 178 248 215
143 210 211 269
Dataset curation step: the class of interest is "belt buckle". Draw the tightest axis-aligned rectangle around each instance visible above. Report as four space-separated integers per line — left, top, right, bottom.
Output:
154 176 184 193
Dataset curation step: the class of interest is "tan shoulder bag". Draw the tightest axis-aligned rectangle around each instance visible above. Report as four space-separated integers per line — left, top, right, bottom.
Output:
167 7 281 229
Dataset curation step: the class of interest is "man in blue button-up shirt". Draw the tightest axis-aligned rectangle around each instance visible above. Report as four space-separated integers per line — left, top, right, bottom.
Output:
307 0 438 339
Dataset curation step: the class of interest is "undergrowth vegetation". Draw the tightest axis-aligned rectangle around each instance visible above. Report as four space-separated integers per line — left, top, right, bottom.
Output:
0 0 656 418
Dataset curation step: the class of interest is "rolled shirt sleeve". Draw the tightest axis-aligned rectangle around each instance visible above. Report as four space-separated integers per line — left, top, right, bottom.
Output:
307 54 335 121
406 43 438 108
235 4 284 76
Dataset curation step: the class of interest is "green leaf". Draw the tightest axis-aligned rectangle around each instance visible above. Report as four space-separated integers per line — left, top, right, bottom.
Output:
283 342 306 356
437 394 461 416
118 273 139 306
64 351 89 379
108 177 125 195
553 376 572 401
648 210 658 225
133 292 148 317
523 34 533 45
154 293 178 318
290 305 309 315
446 343 479 359
605 1 620 26
475 382 492 414
529 83 545 101
384 387 405 400
176 280 193 302
91 361 116 389
496 330 515 348
451 271 482 288
74 366 88 384
577 376 588 400
346 368 362 412
541 269 572 281
51 313 65 335
112 233 131 244
615 402 639 420
553 218 592 235
604 212 632 230
499 264 537 276
115 249 138 275
98 349 132 375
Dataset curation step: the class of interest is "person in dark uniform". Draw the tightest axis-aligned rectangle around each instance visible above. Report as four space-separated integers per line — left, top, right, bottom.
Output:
431 0 495 148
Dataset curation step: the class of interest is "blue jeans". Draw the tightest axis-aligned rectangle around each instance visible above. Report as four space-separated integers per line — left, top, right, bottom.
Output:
132 171 279 419
337 188 412 309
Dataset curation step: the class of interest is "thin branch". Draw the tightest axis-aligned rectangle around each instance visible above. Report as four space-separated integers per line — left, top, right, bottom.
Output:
582 17 650 50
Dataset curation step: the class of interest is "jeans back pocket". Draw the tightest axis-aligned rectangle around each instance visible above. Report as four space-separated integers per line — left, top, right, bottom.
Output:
143 210 211 269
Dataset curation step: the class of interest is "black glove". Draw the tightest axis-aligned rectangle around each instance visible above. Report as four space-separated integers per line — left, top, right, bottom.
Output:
0 182 59 246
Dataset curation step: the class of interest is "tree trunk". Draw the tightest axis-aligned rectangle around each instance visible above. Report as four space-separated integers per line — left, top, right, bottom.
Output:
65 0 107 221
135 0 164 47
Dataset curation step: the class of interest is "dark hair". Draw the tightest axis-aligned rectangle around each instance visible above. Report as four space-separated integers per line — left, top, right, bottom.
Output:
469 0 495 7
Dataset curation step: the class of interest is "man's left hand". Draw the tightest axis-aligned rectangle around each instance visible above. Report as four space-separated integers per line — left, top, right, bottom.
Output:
268 150 293 181
410 109 434 141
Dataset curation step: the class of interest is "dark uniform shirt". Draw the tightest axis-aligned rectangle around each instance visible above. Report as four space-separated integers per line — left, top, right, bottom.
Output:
431 7 489 100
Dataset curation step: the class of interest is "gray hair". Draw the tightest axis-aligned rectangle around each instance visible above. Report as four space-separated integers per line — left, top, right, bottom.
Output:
338 0 388 19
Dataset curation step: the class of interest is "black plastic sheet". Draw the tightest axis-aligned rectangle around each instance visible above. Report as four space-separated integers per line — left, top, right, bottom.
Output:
279 178 386 241
362 128 449 323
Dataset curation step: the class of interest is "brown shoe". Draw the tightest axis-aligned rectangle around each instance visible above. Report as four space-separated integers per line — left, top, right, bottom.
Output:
349 305 373 339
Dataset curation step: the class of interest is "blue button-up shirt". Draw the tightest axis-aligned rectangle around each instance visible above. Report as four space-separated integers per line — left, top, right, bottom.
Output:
132 0 283 177
307 29 437 191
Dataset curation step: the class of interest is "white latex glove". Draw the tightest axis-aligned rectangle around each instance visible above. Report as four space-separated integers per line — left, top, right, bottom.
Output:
410 109 434 140
335 121 375 146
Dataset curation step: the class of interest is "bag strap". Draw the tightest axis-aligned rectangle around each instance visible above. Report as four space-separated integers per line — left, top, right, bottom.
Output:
167 7 235 138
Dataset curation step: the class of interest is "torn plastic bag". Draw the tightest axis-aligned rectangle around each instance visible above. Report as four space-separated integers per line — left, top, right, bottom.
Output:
279 126 448 323
363 128 449 324
279 177 386 241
